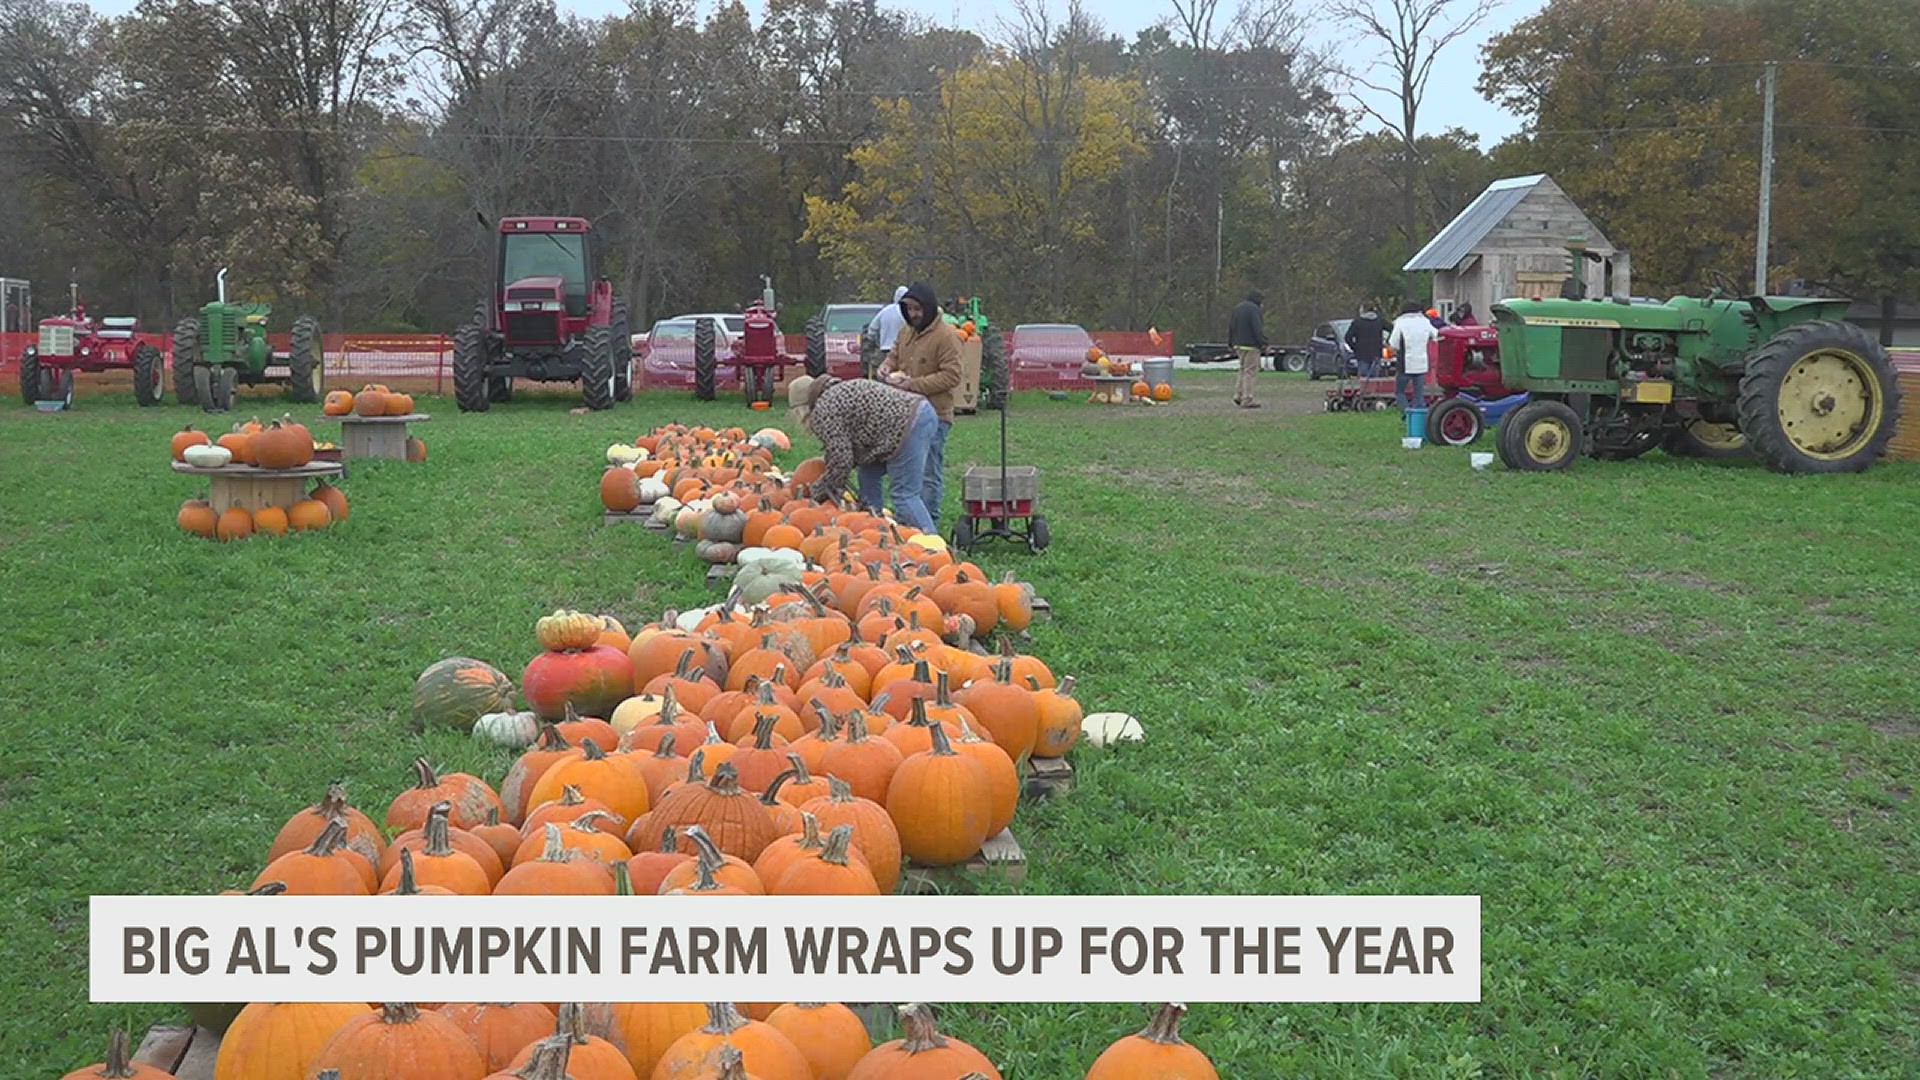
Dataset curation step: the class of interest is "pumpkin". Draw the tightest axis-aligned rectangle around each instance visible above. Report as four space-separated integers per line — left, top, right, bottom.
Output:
629 625 730 692
554 702 620 752
215 430 252 463
1083 1006 1216 1078
414 657 517 732
523 784 624 840
501 726 578 823
624 825 694 896
475 709 543 749
439 1003 557 1074
799 777 902 894
183 441 233 469
846 1004 1000 1080
380 847 455 895
655 825 764 895
311 481 350 521
310 1002 487 1079
765 1003 870 1080
769 822 878 896
254 419 315 469
178 497 218 537
215 501 254 542
991 573 1032 632
473 807 525 867
504 1004 637 1080
885 723 994 866
880 698 964 760
695 539 741 565
62 1030 179 1080
629 761 779 863
619 688 707 757
383 807 508 885
729 712 795 792
1153 382 1174 401
386 390 416 416
215 1002 375 1080
801 648 872 700
378 803 494 894
773 752 831 808
387 757 505 832
635 732 690 807
755 770 805 835
996 635 1055 689
819 712 903 805
751 811 851 886
660 845 748 898
650 1002 811 1080
538 609 605 651
1030 675 1083 758
403 434 428 461
931 572 998 636
700 499 749 544
593 616 632 653
606 1002 707 1078
267 781 385 868
953 726 1019 838
526 739 651 825
253 819 374 895
171 425 213 461
252 504 290 536
353 386 390 416
323 389 355 415
493 824 617 895
1130 379 1151 397
602 467 645 512
288 497 333 531
953 657 1039 764
790 457 827 487
511 811 632 869
524 644 636 721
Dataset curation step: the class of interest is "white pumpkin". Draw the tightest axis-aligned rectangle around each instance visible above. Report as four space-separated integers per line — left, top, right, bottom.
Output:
647 497 682 526
735 546 806 572
607 443 646 466
472 710 541 748
1080 712 1145 747
609 693 668 737
638 476 670 502
734 560 805 606
183 444 233 468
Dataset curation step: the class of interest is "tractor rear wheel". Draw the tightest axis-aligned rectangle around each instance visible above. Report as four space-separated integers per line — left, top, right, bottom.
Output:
580 325 615 411
172 318 201 405
452 306 489 412
804 313 827 377
132 342 164 405
1737 319 1901 474
981 326 1008 410
610 301 633 402
693 318 717 401
1426 397 1483 446
286 316 322 402
18 347 38 405
1497 399 1583 471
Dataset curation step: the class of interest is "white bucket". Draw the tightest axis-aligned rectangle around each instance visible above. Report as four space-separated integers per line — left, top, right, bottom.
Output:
1469 452 1494 470
1402 436 1423 450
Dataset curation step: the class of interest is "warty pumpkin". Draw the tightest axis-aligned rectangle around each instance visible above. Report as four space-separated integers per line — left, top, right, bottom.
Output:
310 1002 487 1079
799 777 901 894
1086 1002 1218 1079
885 723 995 866
846 1003 999 1080
388 757 505 832
267 781 385 868
493 824 617 895
505 1004 638 1080
649 1002 811 1080
765 1003 871 1080
214 1002 374 1080
253 819 375 895
63 1030 179 1080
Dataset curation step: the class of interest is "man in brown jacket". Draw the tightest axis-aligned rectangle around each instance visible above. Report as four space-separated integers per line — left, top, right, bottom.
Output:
876 281 962 528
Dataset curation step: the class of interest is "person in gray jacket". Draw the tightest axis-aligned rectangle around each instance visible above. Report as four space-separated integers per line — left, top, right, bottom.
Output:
1227 291 1268 408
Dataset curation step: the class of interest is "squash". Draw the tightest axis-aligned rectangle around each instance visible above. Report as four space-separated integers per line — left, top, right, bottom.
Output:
474 710 543 748
414 657 518 732
183 443 234 468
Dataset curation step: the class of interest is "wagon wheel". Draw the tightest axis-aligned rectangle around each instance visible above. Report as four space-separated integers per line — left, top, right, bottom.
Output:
981 327 1008 410
952 516 975 553
132 341 164 406
1028 514 1051 553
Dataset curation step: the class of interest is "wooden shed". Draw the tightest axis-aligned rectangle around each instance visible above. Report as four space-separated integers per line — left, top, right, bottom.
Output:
1406 174 1630 319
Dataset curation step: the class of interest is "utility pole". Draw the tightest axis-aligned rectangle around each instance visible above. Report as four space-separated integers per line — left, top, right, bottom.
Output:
1212 194 1224 307
1754 61 1777 295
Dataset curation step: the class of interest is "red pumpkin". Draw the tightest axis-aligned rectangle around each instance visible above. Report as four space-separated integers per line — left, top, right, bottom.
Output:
523 644 635 721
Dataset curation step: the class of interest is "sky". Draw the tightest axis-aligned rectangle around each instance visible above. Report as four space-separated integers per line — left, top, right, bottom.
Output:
81 0 1542 145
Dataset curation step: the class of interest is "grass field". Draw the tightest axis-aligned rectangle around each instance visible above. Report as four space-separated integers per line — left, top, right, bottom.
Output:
3 371 1916 1076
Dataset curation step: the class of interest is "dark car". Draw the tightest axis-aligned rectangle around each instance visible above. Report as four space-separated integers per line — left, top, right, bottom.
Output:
1307 319 1358 380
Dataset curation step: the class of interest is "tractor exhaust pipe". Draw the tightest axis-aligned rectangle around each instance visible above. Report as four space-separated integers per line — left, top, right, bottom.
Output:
217 267 228 304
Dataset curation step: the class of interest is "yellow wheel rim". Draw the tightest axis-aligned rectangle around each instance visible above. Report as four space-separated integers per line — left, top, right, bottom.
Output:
1777 348 1881 460
1688 420 1745 449
1525 417 1571 463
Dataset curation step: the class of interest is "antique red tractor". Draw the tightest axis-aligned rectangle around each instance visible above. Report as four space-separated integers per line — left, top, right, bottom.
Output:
452 216 630 412
693 279 795 405
18 284 164 409
1422 324 1528 445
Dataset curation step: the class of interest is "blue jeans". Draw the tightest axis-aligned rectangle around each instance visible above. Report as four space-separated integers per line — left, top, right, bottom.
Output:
859 399 938 532
1395 371 1425 410
923 419 951 528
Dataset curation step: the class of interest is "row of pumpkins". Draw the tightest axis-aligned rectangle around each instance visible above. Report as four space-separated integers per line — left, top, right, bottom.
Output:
171 417 329 471
322 384 418 418
176 483 351 541
67 1000 1218 1079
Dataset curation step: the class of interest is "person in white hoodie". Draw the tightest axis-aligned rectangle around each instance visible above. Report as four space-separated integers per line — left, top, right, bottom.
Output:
865 285 910 377
1387 301 1437 411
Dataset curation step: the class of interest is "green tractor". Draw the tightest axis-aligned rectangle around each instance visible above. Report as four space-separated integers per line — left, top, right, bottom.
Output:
1488 242 1902 474
943 295 1007 410
171 268 323 413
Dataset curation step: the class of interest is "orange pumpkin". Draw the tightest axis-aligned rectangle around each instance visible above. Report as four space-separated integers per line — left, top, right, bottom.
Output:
493 824 617 895
1030 675 1083 758
884 723 994 866
387 757 505 832
353 386 390 416
253 819 375 895
381 805 506 888
323 389 355 415
216 1001 375 1080
525 739 651 826
846 1003 1000 1079
510 811 632 869
651 1002 812 1080
765 1002 872 1080
439 1003 557 1073
287 497 333 531
178 497 218 537
385 390 416 415
267 781 385 868
503 1004 637 1080
605 1002 707 1077
952 657 1039 764
215 502 254 542
630 761 780 863
654 825 765 895
472 806 525 867
171 425 211 460
1086 1002 1217 1079
62 1031 179 1080
310 1002 486 1078
311 481 350 522
769 823 878 895
800 777 902 894
624 824 694 897
820 712 904 805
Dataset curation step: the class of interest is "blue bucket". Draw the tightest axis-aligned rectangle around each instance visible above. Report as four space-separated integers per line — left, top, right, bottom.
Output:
1405 407 1428 439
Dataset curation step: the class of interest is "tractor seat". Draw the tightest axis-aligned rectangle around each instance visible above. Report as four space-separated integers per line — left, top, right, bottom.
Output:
244 314 268 325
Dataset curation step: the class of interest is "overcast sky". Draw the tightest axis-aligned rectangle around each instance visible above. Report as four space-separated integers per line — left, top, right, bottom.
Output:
82 0 1541 144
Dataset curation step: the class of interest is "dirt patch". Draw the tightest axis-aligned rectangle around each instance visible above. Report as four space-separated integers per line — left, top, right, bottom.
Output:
1629 569 1741 593
1871 717 1918 739
1353 505 1417 522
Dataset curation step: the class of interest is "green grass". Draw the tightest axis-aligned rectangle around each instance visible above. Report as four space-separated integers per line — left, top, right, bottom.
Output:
2 375 1916 1076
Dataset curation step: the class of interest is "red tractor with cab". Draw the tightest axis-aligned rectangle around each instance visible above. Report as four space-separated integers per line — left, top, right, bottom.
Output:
452 216 630 411
18 284 165 409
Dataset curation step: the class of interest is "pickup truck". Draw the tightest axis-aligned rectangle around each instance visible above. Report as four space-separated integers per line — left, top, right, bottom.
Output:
1185 342 1310 373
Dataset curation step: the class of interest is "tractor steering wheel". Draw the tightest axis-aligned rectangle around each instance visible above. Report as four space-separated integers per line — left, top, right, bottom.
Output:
1702 268 1741 303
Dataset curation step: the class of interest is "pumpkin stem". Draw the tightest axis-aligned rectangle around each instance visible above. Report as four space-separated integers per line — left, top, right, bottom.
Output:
393 849 426 895
844 711 873 744
825 775 856 802
486 806 502 827
558 785 589 808
814 708 842 742
563 701 580 724
761 769 797 806
1139 1001 1190 1045
820 666 847 689
819 824 856 866
579 738 608 762
756 681 779 706
867 691 891 716
711 1044 749 1080
706 761 746 795
896 1003 950 1050
702 1000 750 1036
304 818 350 857
410 756 441 790
685 749 708 784
1055 675 1077 698
785 752 813 784
673 648 695 678
516 1035 576 1080
912 657 933 683
423 803 456 857
554 1002 590 1043
657 825 680 854
770 662 789 687
682 825 727 870
909 696 935 728
934 669 954 705
248 881 288 895
751 711 780 749
379 1002 421 1024
927 720 959 757
659 685 681 723
796 812 823 849
101 1029 136 1078
702 720 726 747
537 824 571 863
318 782 352 819
653 731 678 759
571 809 619 834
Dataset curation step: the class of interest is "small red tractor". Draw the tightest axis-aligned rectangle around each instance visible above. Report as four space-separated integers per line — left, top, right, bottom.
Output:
18 284 165 409
693 278 795 405
1422 324 1529 445
452 216 630 412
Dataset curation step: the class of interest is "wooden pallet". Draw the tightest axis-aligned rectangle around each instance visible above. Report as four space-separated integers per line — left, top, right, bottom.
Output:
603 509 651 526
898 828 1026 894
1021 755 1074 799
135 1024 219 1080
705 564 739 589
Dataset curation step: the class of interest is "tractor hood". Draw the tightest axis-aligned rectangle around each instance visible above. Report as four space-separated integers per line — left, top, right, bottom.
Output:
504 275 566 303
1491 297 1672 330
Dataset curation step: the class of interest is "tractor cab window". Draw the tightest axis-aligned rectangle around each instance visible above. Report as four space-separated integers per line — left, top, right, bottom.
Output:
502 232 588 315
826 306 882 332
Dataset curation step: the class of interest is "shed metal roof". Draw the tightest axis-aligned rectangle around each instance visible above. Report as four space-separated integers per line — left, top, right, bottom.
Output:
1403 174 1547 272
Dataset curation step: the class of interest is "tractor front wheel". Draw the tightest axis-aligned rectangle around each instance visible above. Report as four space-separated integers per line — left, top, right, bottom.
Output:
610 301 633 402
1426 397 1483 446
1497 399 1584 471
286 316 322 402
580 325 615 410
172 318 201 405
1737 319 1901 473
452 306 489 413
804 313 827 378
692 318 717 401
132 342 164 405
18 347 38 405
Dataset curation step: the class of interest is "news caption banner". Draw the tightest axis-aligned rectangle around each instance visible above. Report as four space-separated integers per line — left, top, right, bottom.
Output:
94 895 1479 1003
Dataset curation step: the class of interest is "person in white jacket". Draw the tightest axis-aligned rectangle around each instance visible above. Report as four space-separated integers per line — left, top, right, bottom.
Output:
865 285 909 377
1388 302 1437 411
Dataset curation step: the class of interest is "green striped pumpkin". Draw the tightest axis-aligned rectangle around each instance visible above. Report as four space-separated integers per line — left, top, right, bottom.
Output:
413 657 516 730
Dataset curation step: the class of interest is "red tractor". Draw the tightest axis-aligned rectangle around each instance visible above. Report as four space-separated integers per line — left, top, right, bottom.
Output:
692 279 795 405
18 284 164 409
1422 324 1529 446
452 216 631 411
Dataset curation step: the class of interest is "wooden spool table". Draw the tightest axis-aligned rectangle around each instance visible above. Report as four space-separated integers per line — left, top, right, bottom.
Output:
334 413 429 460
1085 375 1140 404
170 461 343 512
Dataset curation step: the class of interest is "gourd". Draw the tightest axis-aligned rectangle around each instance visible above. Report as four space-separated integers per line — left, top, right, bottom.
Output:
473 710 542 748
183 443 233 468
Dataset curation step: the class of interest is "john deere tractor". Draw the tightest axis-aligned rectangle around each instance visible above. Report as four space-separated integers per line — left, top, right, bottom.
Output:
1488 243 1902 474
172 269 323 412
944 296 1007 409
452 215 629 411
